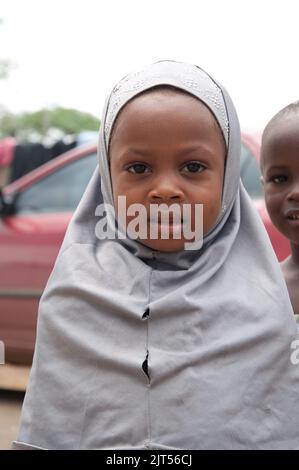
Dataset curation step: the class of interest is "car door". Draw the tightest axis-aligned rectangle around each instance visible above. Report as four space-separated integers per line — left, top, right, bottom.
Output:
0 151 98 363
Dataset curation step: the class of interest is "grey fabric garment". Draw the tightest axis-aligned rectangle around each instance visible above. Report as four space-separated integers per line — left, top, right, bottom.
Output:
13 61 299 450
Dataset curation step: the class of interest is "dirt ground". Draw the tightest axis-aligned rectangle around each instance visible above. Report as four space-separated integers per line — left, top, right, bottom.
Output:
0 390 24 450
0 363 29 450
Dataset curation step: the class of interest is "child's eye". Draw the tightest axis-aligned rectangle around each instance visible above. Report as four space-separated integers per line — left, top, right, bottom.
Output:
127 163 151 174
270 175 288 184
182 161 205 173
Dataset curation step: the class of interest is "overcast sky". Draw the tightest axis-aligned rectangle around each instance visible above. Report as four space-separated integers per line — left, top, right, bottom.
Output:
1 0 299 131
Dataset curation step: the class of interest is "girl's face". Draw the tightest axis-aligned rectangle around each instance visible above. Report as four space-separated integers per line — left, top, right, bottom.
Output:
109 89 226 252
261 115 299 245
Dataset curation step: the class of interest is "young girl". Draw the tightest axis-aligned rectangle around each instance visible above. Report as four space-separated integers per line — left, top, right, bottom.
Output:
260 102 299 316
13 61 299 450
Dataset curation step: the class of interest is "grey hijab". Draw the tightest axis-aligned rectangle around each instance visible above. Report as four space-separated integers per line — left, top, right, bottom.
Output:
13 61 299 450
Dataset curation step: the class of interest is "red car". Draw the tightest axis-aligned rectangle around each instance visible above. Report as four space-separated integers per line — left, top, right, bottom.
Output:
0 137 290 364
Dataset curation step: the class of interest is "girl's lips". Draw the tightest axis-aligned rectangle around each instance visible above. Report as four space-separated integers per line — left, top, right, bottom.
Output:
147 218 184 236
148 219 183 228
148 215 184 225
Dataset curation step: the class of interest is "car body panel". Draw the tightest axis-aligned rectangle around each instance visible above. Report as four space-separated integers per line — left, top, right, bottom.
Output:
0 137 291 364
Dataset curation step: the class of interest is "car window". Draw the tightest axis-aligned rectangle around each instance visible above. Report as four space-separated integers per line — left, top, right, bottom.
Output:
15 153 98 214
240 143 263 199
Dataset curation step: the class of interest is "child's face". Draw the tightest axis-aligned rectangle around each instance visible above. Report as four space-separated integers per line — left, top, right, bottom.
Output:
109 89 226 252
261 115 299 245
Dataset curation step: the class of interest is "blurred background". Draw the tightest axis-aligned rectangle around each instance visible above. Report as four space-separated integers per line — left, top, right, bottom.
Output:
0 0 298 450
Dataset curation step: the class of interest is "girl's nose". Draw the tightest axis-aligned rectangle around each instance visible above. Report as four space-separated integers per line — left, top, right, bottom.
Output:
148 175 185 202
287 180 299 202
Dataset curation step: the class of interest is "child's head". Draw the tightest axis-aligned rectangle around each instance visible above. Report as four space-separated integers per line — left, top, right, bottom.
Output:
107 85 226 252
261 102 299 246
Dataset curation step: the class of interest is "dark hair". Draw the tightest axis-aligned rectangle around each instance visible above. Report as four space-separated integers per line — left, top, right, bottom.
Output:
263 101 299 138
261 100 299 169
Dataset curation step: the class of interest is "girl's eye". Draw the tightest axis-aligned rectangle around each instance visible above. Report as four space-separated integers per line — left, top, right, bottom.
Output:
182 162 205 173
127 163 150 174
270 175 288 184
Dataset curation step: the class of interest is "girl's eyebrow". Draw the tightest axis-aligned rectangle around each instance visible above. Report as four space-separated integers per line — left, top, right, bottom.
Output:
267 165 289 171
118 145 215 161
119 148 151 159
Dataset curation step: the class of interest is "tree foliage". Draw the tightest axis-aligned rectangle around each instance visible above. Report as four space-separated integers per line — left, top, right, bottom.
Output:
0 20 100 141
0 107 100 140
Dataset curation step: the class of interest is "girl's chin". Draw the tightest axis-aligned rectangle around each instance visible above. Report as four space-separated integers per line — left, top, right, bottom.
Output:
137 237 191 252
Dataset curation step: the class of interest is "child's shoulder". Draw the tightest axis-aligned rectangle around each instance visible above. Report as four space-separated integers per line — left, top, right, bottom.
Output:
280 256 299 280
280 257 299 315
280 256 292 275
280 256 299 316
